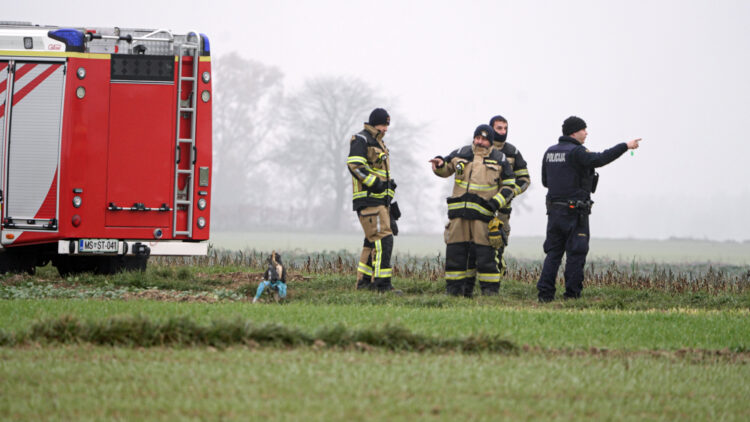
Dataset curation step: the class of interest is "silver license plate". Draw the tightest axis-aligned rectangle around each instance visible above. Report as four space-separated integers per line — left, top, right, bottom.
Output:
79 239 119 253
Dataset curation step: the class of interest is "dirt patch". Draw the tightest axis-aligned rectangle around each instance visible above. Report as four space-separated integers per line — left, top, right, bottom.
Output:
195 271 308 290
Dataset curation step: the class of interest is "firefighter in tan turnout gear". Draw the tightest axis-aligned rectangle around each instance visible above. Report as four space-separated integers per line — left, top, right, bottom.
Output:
347 108 400 293
429 125 516 297
489 115 531 275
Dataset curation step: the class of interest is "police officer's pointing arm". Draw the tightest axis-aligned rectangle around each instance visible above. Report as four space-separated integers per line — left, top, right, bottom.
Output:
571 139 640 169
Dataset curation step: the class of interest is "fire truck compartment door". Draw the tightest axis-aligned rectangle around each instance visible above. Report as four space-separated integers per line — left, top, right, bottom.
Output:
0 61 8 208
4 61 65 229
105 83 174 228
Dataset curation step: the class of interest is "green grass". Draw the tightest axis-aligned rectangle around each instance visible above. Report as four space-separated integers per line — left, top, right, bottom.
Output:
1 300 748 351
2 347 749 421
2 255 750 420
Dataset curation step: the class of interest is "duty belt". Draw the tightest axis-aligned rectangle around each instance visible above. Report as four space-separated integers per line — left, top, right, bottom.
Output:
547 199 594 212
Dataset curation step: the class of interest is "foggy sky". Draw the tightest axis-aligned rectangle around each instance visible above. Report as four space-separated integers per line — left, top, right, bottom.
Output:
8 0 750 241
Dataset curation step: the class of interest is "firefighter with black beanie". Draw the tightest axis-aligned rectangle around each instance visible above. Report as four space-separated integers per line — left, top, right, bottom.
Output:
429 125 516 297
488 114 531 276
537 116 641 302
346 108 400 293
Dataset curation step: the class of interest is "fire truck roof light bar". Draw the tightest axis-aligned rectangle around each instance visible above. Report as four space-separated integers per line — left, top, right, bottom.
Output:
47 28 85 52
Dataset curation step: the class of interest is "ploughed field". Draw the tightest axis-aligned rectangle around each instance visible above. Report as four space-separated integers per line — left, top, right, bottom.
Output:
1 243 749 421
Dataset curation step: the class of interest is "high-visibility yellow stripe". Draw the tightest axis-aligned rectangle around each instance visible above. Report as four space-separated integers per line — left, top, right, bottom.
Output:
353 192 367 199
0 50 111 59
465 202 493 216
447 201 493 216
370 168 387 177
347 156 368 165
502 178 516 186
514 169 529 176
492 194 507 208
357 262 373 275
363 174 376 187
445 269 476 279
455 180 498 191
477 273 501 282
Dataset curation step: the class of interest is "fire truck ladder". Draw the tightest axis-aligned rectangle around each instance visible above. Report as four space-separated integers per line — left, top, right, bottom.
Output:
172 32 201 237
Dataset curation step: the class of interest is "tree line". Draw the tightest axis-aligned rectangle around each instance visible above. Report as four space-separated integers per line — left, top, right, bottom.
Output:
211 52 440 233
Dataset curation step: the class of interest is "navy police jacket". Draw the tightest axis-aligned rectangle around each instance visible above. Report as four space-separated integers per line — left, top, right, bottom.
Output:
542 136 627 202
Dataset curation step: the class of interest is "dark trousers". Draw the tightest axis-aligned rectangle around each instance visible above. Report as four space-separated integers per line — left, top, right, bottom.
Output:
537 207 590 300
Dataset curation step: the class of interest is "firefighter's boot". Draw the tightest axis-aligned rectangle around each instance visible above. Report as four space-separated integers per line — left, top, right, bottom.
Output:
374 277 394 293
446 280 464 296
463 277 476 298
479 281 499 296
357 275 374 290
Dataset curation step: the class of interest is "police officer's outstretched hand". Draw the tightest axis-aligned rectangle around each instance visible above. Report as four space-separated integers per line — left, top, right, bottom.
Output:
626 138 642 149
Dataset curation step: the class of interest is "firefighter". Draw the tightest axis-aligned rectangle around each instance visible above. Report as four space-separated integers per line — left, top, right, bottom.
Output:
429 125 516 297
346 108 400 293
537 116 641 302
488 115 531 276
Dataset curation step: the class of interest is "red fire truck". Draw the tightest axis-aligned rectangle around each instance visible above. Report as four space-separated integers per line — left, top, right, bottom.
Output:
0 22 212 275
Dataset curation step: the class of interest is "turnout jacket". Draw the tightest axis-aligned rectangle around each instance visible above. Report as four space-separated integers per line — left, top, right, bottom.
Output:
434 144 516 222
347 124 395 211
493 140 531 197
542 136 627 202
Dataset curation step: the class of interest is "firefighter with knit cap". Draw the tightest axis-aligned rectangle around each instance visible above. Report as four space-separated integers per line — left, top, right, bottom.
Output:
429 125 516 297
346 108 400 292
488 115 531 276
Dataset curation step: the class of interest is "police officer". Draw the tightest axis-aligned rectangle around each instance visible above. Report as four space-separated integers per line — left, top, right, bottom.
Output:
429 125 516 297
537 116 641 302
346 108 398 292
489 115 530 275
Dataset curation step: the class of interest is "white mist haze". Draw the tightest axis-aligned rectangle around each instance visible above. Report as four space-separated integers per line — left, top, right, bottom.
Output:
9 0 750 241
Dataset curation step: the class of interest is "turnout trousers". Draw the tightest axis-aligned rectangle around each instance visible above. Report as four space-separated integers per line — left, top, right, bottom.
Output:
444 218 501 297
495 210 512 275
537 206 590 301
356 205 394 292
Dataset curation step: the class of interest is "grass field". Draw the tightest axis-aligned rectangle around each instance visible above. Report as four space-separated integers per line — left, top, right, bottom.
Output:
3 347 749 421
2 245 750 420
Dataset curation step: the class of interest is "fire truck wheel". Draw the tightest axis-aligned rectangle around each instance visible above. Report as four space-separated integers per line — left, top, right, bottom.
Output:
123 256 149 272
0 251 37 275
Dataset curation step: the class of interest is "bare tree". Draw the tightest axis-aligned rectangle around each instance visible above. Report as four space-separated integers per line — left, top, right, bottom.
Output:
280 76 435 232
211 53 284 229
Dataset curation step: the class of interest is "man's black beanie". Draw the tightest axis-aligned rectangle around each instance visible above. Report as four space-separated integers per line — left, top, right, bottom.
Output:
489 115 507 126
368 108 390 126
562 116 586 136
473 124 495 142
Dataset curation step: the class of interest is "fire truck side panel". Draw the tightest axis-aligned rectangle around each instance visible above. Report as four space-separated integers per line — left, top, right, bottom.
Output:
191 58 212 240
105 82 175 230
0 61 7 213
2 61 65 246
57 56 113 239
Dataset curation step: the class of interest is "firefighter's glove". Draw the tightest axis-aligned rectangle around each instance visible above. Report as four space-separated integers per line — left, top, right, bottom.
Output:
488 217 505 249
370 178 387 193
455 162 466 176
390 201 401 220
